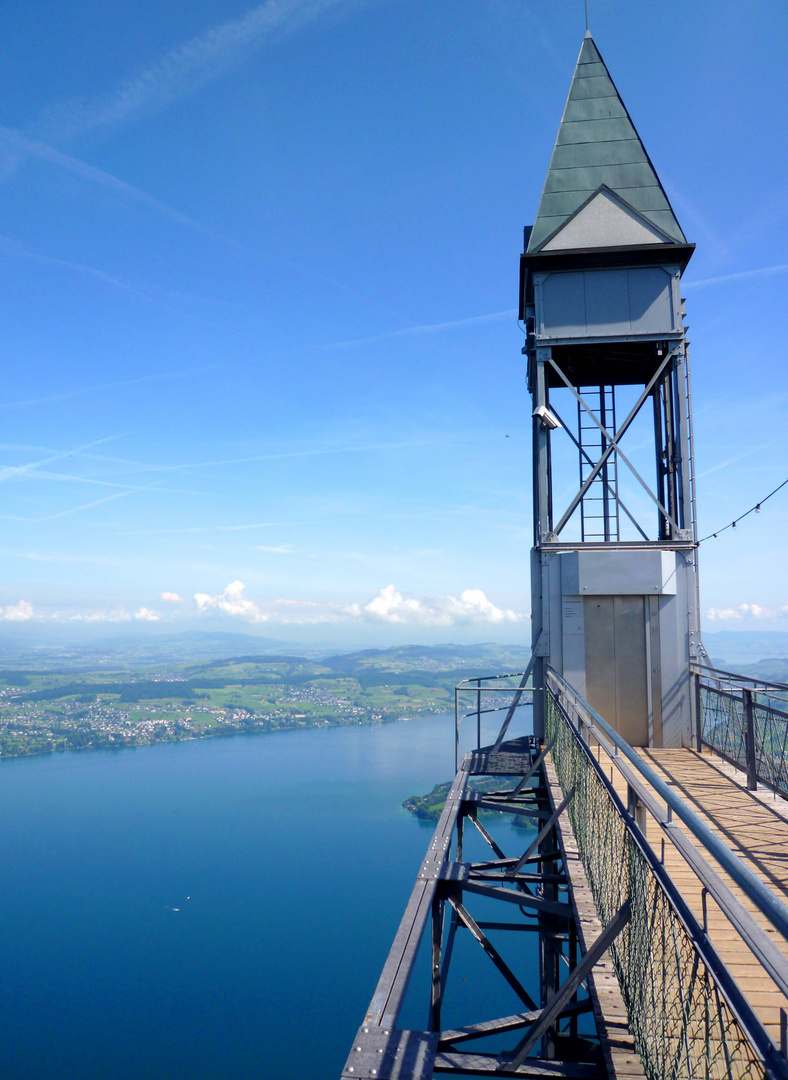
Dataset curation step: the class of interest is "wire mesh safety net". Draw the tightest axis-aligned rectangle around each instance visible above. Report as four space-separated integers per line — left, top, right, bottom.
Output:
546 689 764 1080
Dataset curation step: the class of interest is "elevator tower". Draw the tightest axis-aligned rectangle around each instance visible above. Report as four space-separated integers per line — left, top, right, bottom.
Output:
522 34 700 746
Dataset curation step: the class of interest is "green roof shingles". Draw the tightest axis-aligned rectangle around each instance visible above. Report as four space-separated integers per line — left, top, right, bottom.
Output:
527 34 685 252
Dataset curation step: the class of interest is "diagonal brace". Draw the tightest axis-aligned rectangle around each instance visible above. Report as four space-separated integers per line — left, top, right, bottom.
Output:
448 894 539 1011
547 402 649 541
513 786 575 874
512 736 556 797
547 353 679 537
501 899 631 1071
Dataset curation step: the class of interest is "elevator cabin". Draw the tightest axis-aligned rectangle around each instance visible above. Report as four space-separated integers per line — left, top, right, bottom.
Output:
522 34 701 748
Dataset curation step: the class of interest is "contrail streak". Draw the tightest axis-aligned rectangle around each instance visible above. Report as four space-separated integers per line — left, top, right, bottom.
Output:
321 309 518 350
0 436 122 483
685 264 788 289
0 366 217 412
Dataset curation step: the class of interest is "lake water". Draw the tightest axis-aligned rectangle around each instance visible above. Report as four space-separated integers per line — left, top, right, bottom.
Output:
0 711 534 1079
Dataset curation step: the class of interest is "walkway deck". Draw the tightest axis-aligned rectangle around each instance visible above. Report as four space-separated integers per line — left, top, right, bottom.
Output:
599 745 788 1046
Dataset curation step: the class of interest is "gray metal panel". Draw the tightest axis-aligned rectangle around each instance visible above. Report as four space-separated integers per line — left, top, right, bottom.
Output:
537 267 678 338
584 597 617 727
547 551 564 676
614 596 649 745
584 268 630 334
583 595 649 745
561 596 587 696
628 266 675 333
576 549 677 595
538 271 586 337
658 554 694 747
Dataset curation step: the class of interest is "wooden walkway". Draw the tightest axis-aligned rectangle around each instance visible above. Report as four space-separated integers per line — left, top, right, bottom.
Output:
600 745 788 1046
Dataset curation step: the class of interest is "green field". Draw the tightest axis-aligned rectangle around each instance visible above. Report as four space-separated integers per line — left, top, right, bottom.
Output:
0 642 527 758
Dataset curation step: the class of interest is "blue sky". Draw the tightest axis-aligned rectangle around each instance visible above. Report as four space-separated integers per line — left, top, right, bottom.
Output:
0 0 786 646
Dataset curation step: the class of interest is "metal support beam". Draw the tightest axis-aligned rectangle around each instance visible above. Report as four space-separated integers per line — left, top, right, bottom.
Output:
504 900 632 1071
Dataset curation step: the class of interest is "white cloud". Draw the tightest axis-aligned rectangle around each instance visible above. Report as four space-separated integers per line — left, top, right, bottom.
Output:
256 545 293 554
191 581 523 628
0 599 34 621
707 603 786 621
160 591 184 603
707 607 742 621
134 606 160 622
195 580 269 622
357 585 522 627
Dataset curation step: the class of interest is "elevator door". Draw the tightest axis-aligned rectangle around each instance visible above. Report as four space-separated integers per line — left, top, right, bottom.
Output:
583 595 649 746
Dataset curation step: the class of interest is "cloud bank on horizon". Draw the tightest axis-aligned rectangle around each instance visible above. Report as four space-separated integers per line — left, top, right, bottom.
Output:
2 582 523 628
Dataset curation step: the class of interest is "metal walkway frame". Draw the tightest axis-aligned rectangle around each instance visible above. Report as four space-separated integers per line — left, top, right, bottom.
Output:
343 666 788 1080
341 730 626 1078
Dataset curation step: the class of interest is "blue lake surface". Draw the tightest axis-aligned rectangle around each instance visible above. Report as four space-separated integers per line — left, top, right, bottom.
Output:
0 711 535 1078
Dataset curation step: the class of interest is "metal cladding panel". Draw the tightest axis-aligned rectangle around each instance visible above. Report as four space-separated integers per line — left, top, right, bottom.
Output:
574 60 607 79
585 269 630 334
536 267 677 339
628 267 676 332
551 139 649 170
543 162 658 194
658 556 695 747
538 271 587 337
556 117 637 144
584 595 649 745
575 549 677 595
563 95 627 122
616 186 672 212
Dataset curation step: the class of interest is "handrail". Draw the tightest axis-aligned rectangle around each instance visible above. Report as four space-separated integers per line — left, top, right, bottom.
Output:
547 666 788 945
453 670 534 771
691 662 788 695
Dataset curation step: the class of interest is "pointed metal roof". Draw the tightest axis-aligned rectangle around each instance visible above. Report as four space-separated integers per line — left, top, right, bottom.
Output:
527 33 686 253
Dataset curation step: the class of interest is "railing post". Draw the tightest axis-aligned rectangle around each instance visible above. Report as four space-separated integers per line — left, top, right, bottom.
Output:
744 688 757 791
476 684 481 751
454 687 460 773
694 672 703 751
627 784 647 834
